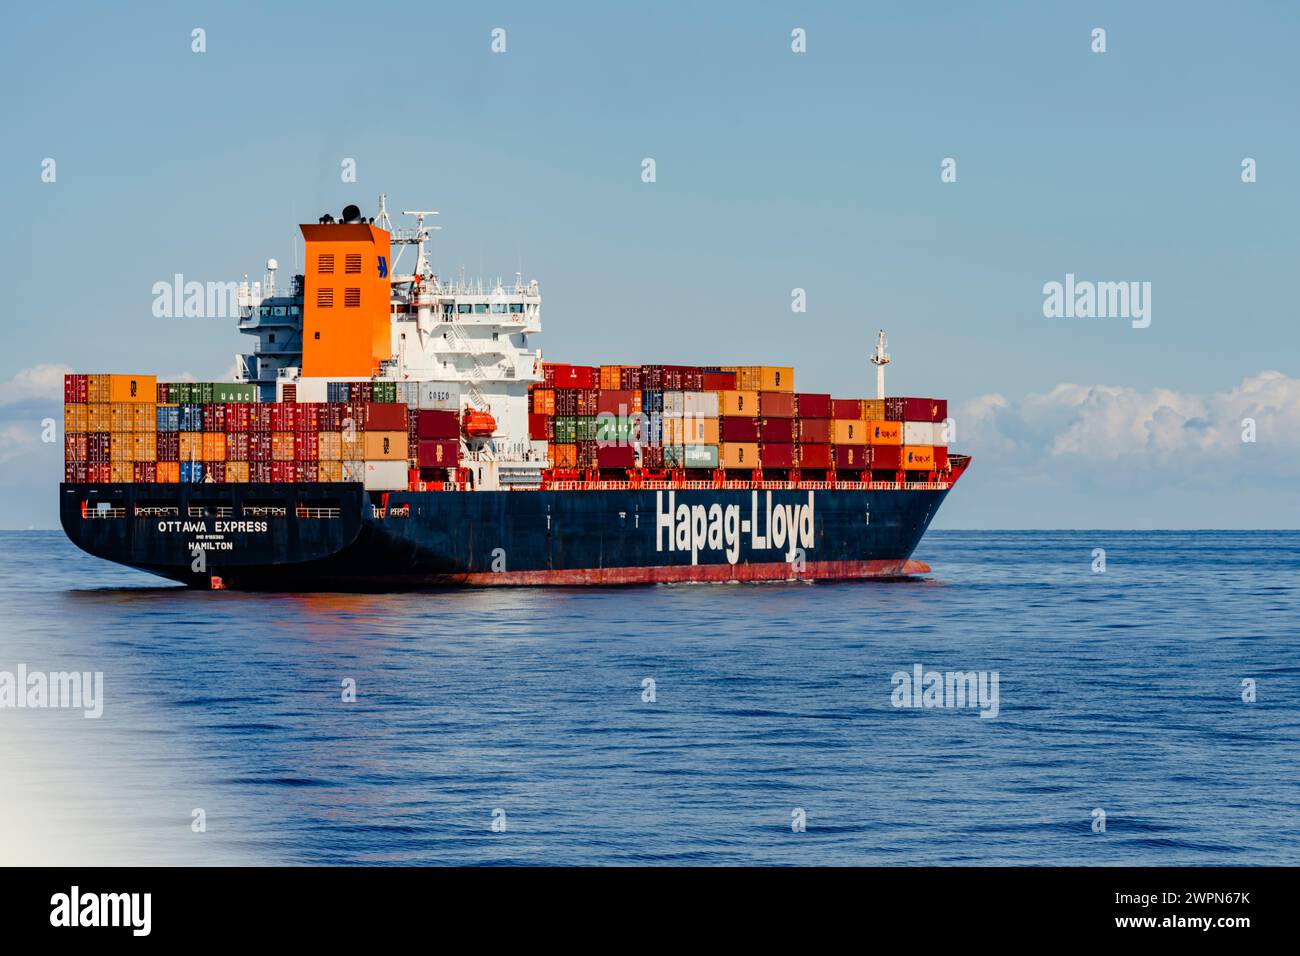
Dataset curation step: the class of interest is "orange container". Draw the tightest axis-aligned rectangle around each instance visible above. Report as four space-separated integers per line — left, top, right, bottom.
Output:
131 432 156 463
832 420 868 445
667 416 719 445
64 403 87 433
110 432 132 462
87 403 111 432
862 399 886 421
867 420 902 445
224 461 249 483
718 390 759 416
548 442 577 468
720 442 759 468
108 374 156 403
156 461 180 483
317 432 342 461
363 431 407 460
131 403 156 432
271 432 295 461
757 366 794 393
318 460 343 482
531 388 556 416
902 445 935 470
202 433 227 462
110 403 133 432
87 374 111 403
110 461 133 482
179 432 204 460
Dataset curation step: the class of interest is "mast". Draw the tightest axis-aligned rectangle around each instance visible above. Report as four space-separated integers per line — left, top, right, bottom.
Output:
869 329 891 400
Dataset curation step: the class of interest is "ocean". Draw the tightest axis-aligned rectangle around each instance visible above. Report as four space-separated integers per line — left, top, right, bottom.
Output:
2 529 1297 866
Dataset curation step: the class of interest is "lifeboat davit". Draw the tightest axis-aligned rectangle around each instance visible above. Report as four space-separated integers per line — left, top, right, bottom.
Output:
462 410 496 438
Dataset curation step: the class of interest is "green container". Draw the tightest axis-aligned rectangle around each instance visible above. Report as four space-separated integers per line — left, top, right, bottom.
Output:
371 381 397 403
666 444 719 468
595 414 632 443
165 382 184 403
196 382 215 404
213 383 258 403
553 416 577 443
575 415 598 441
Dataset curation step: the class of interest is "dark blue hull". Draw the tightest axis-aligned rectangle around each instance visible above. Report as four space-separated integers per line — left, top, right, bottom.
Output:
60 481 952 589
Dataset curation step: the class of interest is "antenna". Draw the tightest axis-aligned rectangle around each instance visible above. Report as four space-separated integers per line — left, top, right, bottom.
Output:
869 329 891 400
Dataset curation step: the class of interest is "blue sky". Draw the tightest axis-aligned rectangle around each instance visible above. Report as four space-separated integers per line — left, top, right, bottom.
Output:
1 1 1297 527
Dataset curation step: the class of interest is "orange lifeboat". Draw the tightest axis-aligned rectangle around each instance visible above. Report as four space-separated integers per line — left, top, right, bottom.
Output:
462 410 496 438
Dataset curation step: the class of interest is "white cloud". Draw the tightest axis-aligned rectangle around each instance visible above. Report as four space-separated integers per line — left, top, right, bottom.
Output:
960 371 1300 470
0 363 71 405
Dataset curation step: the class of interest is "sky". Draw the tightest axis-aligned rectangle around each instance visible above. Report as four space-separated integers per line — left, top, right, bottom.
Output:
1 1 1297 528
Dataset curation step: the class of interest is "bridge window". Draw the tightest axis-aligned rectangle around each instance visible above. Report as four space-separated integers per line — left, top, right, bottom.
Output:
457 303 472 314
473 304 488 314
491 303 505 313
509 303 523 313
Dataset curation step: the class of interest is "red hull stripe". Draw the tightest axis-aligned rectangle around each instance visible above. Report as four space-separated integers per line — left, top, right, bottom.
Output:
455 558 931 586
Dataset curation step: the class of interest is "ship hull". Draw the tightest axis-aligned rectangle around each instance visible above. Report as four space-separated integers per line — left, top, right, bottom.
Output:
60 482 950 590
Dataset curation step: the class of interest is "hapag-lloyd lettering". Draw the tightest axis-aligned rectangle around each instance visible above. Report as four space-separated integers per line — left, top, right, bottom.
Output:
656 490 814 565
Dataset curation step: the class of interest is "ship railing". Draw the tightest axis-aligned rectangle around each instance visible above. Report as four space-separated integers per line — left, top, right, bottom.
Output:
243 505 287 518
296 506 341 519
81 504 126 519
134 506 180 517
189 506 234 518
539 478 953 492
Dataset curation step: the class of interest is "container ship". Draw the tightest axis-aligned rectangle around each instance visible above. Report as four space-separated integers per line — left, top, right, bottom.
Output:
59 198 969 589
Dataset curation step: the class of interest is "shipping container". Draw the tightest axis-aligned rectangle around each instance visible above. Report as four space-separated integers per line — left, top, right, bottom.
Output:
108 374 156 403
797 443 832 469
759 391 796 418
295 432 318 461
316 432 341 461
213 383 258 403
363 402 407 431
226 432 250 461
247 433 271 462
718 390 758 417
157 431 179 461
700 371 736 391
761 417 795 443
87 403 111 432
362 460 409 490
155 405 180 432
796 393 832 419
719 417 760 442
597 389 637 416
64 403 87 433
64 374 88 404
903 421 935 446
225 461 249 483
758 366 794 392
548 442 577 469
529 387 555 416
862 399 886 421
417 439 459 468
87 374 110 403
528 412 551 441
596 444 635 469
110 461 132 483
318 460 343 482
868 420 902 445
833 445 871 470
371 381 397 404
364 431 407 460
797 418 830 443
64 461 88 482
271 432 294 461
872 446 903 470
64 433 87 462
885 397 937 422
547 364 597 389
670 416 719 445
156 461 180 483
416 409 459 439
934 447 949 471
179 432 203 461
720 442 759 469
760 443 795 468
832 420 868 445
179 461 204 484
903 446 935 470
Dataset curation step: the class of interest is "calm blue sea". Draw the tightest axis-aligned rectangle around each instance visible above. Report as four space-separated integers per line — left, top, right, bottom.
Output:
1 529 1297 866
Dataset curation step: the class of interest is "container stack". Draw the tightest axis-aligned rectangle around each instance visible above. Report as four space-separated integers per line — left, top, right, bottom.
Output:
64 374 445 489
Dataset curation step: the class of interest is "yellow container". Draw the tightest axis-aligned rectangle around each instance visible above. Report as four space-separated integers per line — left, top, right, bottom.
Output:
271 432 294 461
720 442 759 468
87 403 111 432
131 403 156 432
833 420 868 445
317 432 342 461
179 432 204 460
342 437 365 460
364 431 407 460
718 390 759 417
156 461 180 483
64 403 87 433
318 460 343 482
110 403 133 432
110 461 133 483
131 432 156 463
667 416 719 445
902 445 935 470
225 461 249 483
862 399 885 421
110 432 132 462
867 420 902 445
202 433 226 462
757 366 794 392
87 374 110 403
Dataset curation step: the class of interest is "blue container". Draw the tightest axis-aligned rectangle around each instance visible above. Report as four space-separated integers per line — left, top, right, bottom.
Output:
179 403 204 431
327 382 349 402
179 461 204 484
641 389 664 414
156 405 180 432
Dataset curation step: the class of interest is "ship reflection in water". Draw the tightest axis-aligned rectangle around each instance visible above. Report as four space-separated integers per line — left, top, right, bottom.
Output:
3 530 1299 866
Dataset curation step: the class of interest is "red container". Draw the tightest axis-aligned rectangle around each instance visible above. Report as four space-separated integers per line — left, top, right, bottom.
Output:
418 439 459 468
528 412 551 441
248 432 272 462
321 402 344 431
224 403 248 432
253 404 273 432
271 461 294 483
65 461 88 482
271 402 297 431
553 389 578 417
797 443 831 469
88 432 111 463
576 439 599 468
364 402 407 430
64 433 87 462
294 461 317 483
934 447 949 470
619 367 644 391
597 444 635 468
250 462 272 483
833 445 871 470
796 393 832 419
297 403 321 432
155 382 168 404
156 431 179 461
64 374 88 404
295 432 318 461
204 403 226 432
759 391 796 418
226 432 250 461
720 417 760 442
205 462 226 483
549 364 596 389
596 389 636 416
873 445 903 469
932 399 948 423
348 382 373 402
761 417 795 442
798 418 830 443
576 388 599 416
701 371 736 391
904 397 936 421
417 409 459 439
832 399 864 420
760 443 795 468
641 444 664 469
